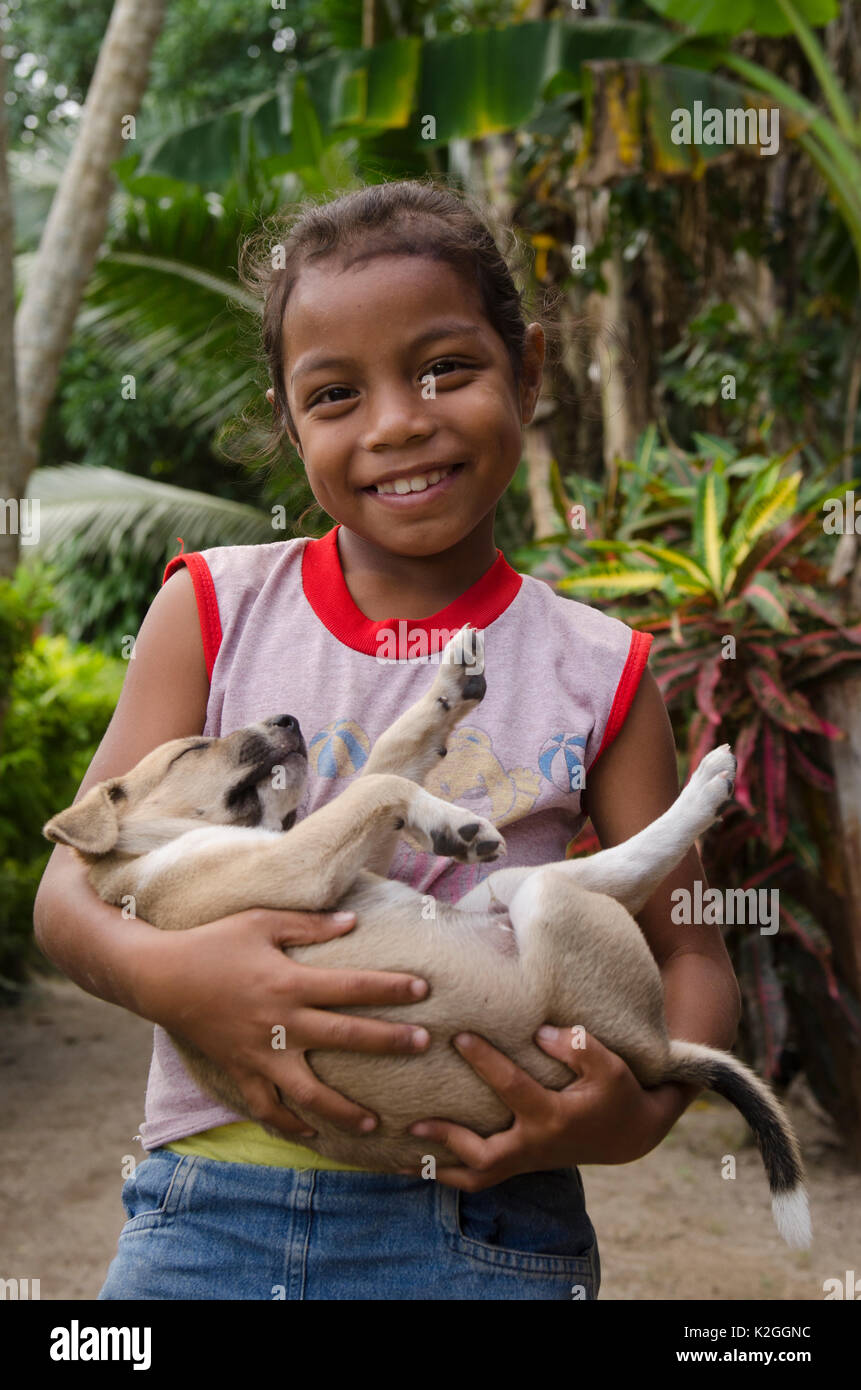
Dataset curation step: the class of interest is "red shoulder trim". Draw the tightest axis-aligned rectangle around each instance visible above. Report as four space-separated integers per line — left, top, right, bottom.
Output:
162 551 223 683
588 628 654 772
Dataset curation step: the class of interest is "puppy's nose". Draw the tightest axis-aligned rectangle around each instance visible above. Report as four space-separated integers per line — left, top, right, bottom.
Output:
271 714 299 731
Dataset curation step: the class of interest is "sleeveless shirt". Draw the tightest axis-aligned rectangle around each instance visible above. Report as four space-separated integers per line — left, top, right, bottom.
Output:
137 523 653 1160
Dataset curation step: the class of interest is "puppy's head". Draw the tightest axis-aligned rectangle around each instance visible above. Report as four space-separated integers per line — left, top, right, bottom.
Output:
43 714 307 860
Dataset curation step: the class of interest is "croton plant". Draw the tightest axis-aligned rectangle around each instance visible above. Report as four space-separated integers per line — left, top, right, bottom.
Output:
512 427 861 1085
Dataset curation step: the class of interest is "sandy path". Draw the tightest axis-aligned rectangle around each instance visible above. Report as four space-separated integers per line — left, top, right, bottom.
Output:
1 978 857 1300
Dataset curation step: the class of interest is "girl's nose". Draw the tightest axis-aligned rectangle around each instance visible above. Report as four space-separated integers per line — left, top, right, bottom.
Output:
361 383 435 451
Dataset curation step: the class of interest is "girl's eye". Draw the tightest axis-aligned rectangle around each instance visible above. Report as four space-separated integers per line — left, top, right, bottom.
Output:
309 359 467 407
426 358 464 379
311 386 354 406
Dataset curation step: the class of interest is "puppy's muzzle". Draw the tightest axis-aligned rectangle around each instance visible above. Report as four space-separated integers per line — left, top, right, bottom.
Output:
236 716 307 774
265 714 307 762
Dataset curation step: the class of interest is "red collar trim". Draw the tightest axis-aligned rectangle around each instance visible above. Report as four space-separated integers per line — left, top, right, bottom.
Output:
301 524 522 657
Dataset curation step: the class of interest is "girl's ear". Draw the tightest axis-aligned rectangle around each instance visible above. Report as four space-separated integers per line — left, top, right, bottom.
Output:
519 323 546 424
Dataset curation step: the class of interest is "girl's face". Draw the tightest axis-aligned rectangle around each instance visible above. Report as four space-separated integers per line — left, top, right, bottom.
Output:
269 254 544 556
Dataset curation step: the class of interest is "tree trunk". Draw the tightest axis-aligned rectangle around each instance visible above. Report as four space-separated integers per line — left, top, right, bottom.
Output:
524 406 560 542
13 0 166 497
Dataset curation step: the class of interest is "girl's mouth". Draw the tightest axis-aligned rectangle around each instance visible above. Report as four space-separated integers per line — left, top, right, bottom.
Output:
363 462 466 505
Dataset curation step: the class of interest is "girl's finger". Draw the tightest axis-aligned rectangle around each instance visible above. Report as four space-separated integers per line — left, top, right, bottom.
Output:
534 1025 617 1078
289 1005 430 1056
234 1075 318 1139
267 1054 381 1134
269 909 360 945
405 1118 493 1172
295 963 429 1009
451 1032 550 1116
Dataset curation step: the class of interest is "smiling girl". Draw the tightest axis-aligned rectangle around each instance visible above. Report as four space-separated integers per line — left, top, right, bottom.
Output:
34 177 741 1301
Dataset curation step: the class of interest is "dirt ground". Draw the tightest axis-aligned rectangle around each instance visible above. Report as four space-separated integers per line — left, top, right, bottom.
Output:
1 976 858 1301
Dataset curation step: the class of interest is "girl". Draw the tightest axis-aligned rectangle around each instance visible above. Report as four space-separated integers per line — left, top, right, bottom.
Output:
34 177 741 1301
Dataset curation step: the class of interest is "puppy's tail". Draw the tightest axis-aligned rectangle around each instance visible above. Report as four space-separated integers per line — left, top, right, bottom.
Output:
664 1039 811 1249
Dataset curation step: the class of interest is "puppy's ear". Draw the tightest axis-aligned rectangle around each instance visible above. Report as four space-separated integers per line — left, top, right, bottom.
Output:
43 783 120 856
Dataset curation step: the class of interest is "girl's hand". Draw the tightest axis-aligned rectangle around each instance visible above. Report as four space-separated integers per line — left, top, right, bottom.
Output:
134 907 431 1141
402 1026 684 1190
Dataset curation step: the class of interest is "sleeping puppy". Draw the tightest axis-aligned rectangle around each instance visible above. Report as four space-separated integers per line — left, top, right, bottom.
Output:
44 626 810 1248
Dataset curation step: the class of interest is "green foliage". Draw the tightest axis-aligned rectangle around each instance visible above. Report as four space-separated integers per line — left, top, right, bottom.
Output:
0 569 125 997
27 465 316 652
0 563 51 698
517 431 861 1081
642 0 839 38
661 300 850 446
39 338 239 492
1 0 320 147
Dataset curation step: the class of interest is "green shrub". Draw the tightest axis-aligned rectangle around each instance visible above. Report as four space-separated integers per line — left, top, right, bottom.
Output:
0 624 124 997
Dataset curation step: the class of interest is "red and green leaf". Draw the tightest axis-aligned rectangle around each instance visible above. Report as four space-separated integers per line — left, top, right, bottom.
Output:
732 715 761 814
778 896 838 1000
695 652 724 725
741 571 798 633
762 721 788 852
787 741 835 793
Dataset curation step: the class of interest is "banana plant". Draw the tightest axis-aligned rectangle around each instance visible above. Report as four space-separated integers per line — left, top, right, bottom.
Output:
642 0 861 273
119 5 860 279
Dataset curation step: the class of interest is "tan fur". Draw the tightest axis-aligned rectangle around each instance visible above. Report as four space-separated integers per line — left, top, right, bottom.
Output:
44 626 810 1245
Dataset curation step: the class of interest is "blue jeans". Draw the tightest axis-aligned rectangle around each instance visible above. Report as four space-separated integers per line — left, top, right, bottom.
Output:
99 1148 601 1300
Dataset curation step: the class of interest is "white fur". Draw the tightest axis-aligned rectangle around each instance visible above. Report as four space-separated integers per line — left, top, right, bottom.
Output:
772 1189 812 1250
134 825 280 891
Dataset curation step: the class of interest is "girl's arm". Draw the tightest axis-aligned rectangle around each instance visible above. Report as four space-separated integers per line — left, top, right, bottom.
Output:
404 667 743 1187
33 568 432 1140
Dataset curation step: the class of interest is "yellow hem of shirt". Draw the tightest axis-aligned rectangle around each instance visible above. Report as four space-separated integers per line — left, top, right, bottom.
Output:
164 1121 372 1171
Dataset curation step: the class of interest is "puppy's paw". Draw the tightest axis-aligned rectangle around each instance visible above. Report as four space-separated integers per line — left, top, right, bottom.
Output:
408 796 505 863
431 624 486 714
687 744 737 827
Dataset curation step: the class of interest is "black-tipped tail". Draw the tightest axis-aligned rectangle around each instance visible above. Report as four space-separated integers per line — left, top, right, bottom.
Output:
665 1040 811 1249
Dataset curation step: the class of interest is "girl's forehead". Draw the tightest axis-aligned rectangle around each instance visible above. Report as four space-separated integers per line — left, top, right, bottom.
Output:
286 254 481 330
282 255 489 371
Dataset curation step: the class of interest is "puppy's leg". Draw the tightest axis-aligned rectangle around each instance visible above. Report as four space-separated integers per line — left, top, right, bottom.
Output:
456 865 536 912
281 775 502 907
526 745 737 915
361 625 485 785
147 773 504 928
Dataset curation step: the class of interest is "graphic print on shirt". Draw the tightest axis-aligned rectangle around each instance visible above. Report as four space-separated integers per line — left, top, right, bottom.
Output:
307 719 587 799
422 726 542 828
537 732 588 792
303 716 588 896
309 718 370 777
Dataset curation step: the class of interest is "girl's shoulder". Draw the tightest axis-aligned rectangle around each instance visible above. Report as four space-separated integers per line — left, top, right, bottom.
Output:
164 535 309 593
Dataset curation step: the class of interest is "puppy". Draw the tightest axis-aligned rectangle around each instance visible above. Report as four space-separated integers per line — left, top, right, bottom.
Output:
44 626 810 1247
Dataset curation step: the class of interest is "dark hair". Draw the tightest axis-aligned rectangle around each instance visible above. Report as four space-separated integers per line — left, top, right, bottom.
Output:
235 174 557 473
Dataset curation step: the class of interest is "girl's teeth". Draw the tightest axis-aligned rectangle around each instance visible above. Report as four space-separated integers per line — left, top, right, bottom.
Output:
376 465 452 495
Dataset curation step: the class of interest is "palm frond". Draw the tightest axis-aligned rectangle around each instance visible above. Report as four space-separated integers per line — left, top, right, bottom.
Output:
26 465 277 567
